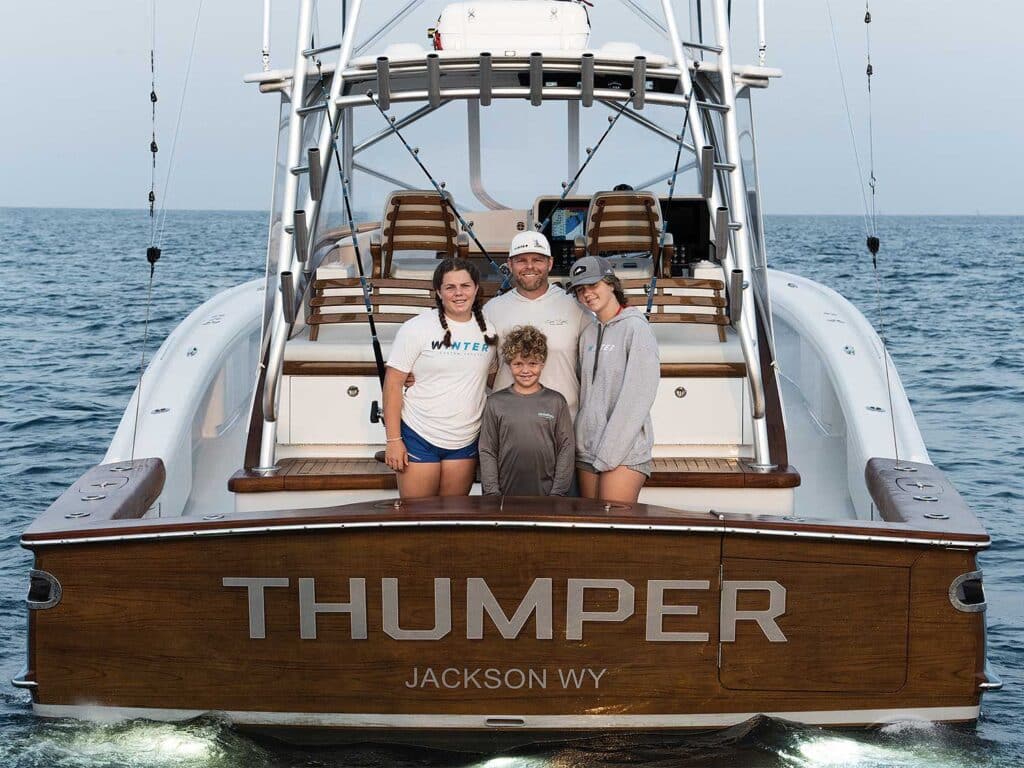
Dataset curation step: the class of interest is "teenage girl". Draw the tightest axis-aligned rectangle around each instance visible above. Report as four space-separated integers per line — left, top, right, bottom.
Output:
383 258 497 498
569 255 660 504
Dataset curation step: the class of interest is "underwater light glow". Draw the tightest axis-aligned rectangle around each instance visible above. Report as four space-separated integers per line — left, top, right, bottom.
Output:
797 736 867 764
786 734 914 767
65 722 219 765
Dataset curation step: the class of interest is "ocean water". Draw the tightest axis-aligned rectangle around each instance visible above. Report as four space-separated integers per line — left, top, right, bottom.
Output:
0 208 1020 766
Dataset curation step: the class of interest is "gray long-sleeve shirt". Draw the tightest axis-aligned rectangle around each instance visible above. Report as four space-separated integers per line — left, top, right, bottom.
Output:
576 306 659 472
479 386 575 496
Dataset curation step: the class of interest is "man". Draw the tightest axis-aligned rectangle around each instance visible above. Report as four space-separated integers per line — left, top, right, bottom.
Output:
484 231 589 417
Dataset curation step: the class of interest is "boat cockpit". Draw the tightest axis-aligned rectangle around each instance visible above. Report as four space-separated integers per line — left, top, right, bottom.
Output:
229 185 799 514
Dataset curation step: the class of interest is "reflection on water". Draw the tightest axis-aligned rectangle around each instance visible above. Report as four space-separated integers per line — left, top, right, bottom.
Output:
0 210 1020 767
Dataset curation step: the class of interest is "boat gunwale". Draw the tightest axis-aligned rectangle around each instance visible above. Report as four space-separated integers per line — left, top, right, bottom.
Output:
21 494 990 549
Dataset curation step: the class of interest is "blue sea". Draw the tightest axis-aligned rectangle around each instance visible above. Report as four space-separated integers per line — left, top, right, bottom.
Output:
0 208 1021 766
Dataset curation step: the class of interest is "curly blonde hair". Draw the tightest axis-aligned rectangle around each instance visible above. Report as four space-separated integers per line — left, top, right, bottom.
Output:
501 325 548 363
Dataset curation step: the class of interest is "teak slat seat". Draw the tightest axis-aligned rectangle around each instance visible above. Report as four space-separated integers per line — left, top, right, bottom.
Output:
308 191 477 340
620 277 729 340
229 457 798 493
308 278 433 336
306 277 502 337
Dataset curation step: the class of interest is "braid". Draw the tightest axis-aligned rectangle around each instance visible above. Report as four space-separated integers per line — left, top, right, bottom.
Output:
436 301 452 348
474 297 497 346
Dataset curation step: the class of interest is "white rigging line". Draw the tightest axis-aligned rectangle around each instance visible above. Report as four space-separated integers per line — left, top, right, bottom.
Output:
155 0 206 249
825 0 871 239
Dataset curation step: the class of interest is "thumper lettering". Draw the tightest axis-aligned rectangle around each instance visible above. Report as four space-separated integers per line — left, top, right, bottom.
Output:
223 576 787 643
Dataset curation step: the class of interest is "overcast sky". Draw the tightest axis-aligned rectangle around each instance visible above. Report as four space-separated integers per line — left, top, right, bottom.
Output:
1 1 1020 214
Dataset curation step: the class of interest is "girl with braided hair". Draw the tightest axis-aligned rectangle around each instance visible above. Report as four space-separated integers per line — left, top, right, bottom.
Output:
383 258 498 498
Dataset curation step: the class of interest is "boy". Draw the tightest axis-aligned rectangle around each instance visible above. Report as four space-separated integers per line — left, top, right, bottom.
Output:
479 325 575 496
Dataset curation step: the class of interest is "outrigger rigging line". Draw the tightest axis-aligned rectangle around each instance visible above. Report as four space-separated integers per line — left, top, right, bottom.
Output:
647 106 691 316
365 90 504 278
536 91 637 235
318 75 387 387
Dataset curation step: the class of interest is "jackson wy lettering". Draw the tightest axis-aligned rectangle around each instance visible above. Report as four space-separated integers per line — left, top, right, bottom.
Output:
222 576 787 642
403 666 607 689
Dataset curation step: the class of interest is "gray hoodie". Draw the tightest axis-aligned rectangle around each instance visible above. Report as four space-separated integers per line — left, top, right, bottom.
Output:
575 306 659 473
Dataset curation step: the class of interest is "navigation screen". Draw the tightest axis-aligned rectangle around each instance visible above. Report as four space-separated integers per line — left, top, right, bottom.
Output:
551 206 587 241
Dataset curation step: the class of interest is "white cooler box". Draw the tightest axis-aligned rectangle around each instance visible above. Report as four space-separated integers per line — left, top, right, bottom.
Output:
433 1 591 54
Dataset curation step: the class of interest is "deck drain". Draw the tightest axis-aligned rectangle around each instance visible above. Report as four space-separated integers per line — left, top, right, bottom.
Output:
913 495 940 502
65 511 91 519
202 513 225 521
923 512 950 520
109 465 134 472
80 494 106 501
866 405 885 412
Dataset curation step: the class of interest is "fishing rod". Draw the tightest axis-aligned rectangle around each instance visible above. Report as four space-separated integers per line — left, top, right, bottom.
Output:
536 91 637 235
365 90 505 279
648 107 691 316
317 75 387 387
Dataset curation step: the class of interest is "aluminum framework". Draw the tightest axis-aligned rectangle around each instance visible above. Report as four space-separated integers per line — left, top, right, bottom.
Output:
256 0 776 471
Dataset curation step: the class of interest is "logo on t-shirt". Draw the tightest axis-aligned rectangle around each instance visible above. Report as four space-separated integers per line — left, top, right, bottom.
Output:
430 340 490 352
537 412 555 420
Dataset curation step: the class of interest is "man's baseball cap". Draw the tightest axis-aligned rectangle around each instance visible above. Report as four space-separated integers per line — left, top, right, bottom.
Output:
509 231 552 259
568 255 615 289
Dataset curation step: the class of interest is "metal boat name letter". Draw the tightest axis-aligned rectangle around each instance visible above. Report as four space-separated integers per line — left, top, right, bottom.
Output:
566 579 635 640
299 577 368 640
222 577 289 639
467 577 554 639
720 580 787 642
645 580 712 642
383 577 452 640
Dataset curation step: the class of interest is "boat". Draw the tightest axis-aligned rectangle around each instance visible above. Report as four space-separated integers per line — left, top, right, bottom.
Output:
14 0 1001 748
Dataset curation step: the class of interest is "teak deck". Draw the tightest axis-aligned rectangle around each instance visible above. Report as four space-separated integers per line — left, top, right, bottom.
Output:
227 457 800 493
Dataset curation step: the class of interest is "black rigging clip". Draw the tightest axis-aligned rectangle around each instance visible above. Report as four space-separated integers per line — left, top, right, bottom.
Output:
146 245 162 276
866 236 880 269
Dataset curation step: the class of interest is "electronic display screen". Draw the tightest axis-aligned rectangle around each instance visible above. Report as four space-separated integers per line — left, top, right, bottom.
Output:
551 206 588 241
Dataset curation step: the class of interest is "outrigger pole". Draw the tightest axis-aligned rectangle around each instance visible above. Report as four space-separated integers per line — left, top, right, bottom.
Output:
315 74 387 386
366 90 504 278
648 108 691 315
536 91 637 235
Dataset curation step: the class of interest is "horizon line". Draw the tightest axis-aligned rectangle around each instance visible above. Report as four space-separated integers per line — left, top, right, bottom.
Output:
0 205 1018 217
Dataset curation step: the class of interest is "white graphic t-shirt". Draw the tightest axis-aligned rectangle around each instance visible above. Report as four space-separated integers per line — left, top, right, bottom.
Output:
484 285 589 418
387 311 497 450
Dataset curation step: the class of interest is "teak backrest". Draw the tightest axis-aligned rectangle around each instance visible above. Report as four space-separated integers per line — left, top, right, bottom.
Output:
370 190 467 278
585 191 663 259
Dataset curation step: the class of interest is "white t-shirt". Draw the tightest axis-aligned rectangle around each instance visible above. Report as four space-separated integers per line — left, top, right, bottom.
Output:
387 310 497 450
484 285 590 417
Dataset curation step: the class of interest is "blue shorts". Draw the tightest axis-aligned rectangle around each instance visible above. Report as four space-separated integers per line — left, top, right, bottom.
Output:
401 421 479 463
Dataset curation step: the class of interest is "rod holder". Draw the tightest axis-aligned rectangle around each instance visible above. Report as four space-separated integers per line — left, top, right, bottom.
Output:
308 148 322 202
632 56 646 109
729 269 744 326
581 53 594 108
376 57 391 112
529 52 543 106
426 53 441 108
700 145 715 199
479 52 492 106
281 271 296 325
293 209 309 263
714 206 729 262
